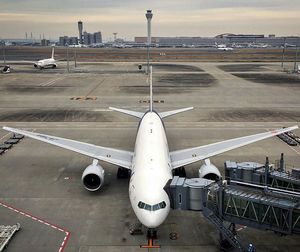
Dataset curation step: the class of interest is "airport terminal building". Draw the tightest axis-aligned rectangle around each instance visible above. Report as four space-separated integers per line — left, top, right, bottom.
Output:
134 34 300 47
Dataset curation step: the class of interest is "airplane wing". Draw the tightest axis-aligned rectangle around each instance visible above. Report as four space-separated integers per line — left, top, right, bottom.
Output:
3 126 133 169
170 125 298 169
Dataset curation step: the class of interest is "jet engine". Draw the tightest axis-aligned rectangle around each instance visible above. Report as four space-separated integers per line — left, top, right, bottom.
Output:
81 159 105 191
199 159 221 181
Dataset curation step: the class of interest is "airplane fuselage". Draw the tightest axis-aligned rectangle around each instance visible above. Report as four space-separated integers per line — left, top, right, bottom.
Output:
34 58 56 69
218 47 233 51
129 111 172 228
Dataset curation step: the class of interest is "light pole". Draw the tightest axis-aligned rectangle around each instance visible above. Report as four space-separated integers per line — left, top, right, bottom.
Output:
74 47 77 68
281 37 286 69
145 10 153 74
66 43 70 73
294 38 299 73
2 42 6 65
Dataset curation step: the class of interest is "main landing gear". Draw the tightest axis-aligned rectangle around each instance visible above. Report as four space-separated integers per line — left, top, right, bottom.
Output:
117 167 131 178
140 229 160 249
172 166 186 177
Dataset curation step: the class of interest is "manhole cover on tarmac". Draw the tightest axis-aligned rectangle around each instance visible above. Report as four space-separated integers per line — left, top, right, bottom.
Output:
169 232 178 240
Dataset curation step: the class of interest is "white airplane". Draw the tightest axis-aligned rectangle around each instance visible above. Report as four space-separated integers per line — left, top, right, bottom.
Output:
1 65 11 74
34 47 57 69
215 42 233 51
2 67 298 240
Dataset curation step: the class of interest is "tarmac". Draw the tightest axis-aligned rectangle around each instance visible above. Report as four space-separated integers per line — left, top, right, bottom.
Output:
0 61 300 252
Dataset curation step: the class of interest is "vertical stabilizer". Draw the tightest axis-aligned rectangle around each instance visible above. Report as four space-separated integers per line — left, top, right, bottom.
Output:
51 46 55 59
149 65 153 112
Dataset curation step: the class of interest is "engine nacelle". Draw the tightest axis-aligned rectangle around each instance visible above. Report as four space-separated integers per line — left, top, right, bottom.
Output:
81 159 105 191
199 159 221 181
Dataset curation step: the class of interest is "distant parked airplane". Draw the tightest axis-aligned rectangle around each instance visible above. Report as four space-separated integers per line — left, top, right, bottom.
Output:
1 65 11 74
215 42 233 51
34 46 57 69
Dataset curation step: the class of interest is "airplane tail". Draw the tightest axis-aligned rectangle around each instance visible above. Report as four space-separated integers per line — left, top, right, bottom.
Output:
108 65 154 119
51 46 55 59
110 65 193 119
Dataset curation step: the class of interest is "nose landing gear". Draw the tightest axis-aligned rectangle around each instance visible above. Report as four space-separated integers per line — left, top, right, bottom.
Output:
140 229 161 249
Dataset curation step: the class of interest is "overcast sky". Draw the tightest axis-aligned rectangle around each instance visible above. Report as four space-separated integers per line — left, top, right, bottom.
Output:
1 0 300 40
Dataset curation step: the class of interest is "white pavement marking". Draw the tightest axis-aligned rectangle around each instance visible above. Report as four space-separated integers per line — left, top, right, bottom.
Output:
0 132 11 141
288 146 300 156
39 76 65 87
235 124 245 127
266 128 300 157
92 109 112 112
0 200 70 252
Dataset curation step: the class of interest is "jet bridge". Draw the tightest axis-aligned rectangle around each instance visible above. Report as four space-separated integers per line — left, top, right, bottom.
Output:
0 223 20 251
166 175 300 251
225 154 300 191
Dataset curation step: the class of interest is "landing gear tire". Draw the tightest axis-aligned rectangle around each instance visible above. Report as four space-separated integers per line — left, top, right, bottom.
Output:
117 167 131 179
172 166 186 177
147 229 157 239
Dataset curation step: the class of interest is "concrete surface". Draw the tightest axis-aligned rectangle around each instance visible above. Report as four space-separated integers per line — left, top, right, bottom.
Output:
0 61 300 252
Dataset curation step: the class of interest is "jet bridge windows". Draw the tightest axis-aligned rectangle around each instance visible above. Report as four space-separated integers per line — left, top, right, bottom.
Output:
138 201 166 211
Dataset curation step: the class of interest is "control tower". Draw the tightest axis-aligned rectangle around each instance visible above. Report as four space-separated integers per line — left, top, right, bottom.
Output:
78 21 83 44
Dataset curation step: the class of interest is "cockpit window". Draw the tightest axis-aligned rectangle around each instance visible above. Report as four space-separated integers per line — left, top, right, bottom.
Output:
159 201 166 209
145 204 151 211
138 201 167 211
153 204 160 211
138 201 145 209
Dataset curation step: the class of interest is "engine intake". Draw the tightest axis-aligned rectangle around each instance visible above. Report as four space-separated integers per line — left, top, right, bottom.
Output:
82 159 104 191
199 159 221 181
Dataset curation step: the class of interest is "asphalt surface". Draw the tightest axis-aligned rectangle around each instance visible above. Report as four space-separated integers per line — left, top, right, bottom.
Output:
0 61 300 252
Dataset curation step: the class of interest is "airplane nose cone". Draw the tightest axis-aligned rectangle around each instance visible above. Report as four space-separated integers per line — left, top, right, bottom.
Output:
138 208 169 228
141 216 161 228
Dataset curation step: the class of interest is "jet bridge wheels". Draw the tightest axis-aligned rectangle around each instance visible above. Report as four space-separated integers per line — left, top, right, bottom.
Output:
172 166 186 177
117 167 131 179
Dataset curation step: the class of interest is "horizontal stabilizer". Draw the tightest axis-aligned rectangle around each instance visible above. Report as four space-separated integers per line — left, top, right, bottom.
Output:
109 107 144 119
159 107 194 119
